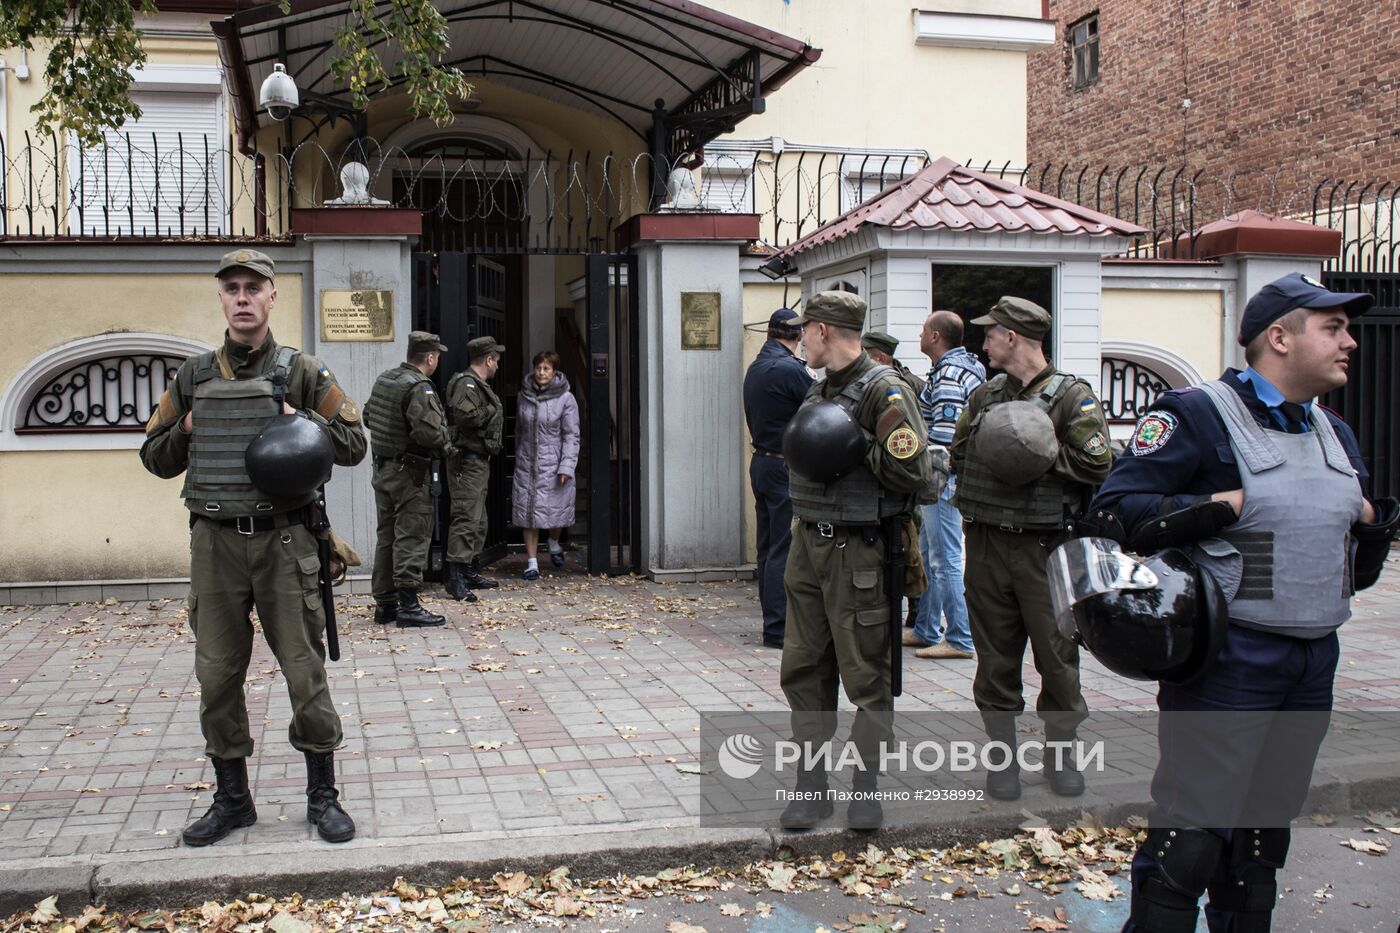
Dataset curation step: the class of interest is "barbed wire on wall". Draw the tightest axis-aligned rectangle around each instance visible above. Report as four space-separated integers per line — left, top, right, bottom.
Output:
2 130 1396 268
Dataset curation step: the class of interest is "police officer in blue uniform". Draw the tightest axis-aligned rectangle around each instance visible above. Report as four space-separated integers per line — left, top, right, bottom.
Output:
743 308 815 648
1083 272 1399 933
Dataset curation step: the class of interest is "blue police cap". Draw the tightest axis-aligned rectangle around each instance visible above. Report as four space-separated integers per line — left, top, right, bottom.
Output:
1238 273 1373 346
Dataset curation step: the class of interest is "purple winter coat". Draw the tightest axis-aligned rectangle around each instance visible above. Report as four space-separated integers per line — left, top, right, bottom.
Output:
511 371 580 529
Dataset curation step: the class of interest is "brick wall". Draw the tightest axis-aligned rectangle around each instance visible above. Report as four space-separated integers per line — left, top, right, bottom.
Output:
1027 1 1400 219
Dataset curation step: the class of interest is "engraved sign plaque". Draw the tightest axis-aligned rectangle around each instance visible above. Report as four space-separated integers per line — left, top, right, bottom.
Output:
680 291 721 350
320 289 394 341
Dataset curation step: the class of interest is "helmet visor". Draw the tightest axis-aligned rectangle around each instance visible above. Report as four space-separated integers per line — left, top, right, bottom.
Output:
1047 537 1159 639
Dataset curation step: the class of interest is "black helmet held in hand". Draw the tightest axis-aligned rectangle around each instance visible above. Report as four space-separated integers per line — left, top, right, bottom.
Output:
782 400 869 484
1048 538 1227 685
245 413 335 499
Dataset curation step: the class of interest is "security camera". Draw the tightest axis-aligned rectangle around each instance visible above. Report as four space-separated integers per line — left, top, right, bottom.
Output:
259 63 299 121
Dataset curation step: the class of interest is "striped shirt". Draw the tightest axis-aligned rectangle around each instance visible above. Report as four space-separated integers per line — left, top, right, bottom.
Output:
919 347 986 446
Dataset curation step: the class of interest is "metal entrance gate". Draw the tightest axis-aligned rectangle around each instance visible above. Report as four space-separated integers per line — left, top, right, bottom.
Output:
1322 271 1400 499
584 253 641 576
412 252 511 575
410 249 641 577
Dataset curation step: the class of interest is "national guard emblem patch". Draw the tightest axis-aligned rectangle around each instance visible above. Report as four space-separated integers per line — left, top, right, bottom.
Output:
1084 432 1108 456
886 425 920 459
1130 411 1178 456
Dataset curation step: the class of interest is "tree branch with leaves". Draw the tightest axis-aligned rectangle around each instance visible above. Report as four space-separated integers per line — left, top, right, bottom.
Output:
0 0 471 147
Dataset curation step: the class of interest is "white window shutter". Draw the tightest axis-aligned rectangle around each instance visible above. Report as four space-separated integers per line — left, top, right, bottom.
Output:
74 90 226 236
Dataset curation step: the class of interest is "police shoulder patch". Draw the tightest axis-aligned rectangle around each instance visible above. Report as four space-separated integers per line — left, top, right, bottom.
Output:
886 425 920 459
1130 411 1178 456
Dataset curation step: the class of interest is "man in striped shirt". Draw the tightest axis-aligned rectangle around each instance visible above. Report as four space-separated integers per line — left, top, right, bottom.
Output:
908 310 985 659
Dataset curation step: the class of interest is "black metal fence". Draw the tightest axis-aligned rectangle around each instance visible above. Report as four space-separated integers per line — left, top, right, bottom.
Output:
6 131 1400 270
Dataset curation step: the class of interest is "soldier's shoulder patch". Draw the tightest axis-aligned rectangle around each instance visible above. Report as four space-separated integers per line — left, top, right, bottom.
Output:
886 425 921 460
884 386 904 404
1084 431 1109 456
1079 398 1098 415
338 397 361 424
1130 411 1178 456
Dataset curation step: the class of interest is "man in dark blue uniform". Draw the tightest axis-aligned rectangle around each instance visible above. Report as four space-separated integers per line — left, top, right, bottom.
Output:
1083 272 1399 932
744 308 815 648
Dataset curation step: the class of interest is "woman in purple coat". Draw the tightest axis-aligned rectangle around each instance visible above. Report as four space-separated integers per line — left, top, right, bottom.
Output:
512 350 580 580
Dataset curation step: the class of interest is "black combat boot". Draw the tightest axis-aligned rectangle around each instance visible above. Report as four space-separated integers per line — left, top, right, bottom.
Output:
304 751 355 843
442 563 478 602
464 559 500 589
847 769 884 830
373 602 397 625
984 714 1022 801
778 768 833 831
396 588 446 627
1045 726 1085 797
182 756 257 847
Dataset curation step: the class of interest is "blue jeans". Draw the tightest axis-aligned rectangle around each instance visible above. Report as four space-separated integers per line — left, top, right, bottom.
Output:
913 480 974 652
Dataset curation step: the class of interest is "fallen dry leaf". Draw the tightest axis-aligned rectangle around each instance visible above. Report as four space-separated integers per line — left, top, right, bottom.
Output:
1341 838 1389 856
1025 916 1068 931
1075 866 1121 901
32 896 60 924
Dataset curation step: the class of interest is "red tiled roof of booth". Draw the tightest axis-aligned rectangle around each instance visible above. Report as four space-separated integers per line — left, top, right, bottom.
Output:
775 157 1148 258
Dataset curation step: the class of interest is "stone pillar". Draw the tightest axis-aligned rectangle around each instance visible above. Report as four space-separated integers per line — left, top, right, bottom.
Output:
293 207 422 573
626 213 760 580
1193 211 1343 370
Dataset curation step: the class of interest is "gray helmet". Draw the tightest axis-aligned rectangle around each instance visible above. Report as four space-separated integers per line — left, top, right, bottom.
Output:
978 401 1058 486
245 413 335 499
782 400 869 483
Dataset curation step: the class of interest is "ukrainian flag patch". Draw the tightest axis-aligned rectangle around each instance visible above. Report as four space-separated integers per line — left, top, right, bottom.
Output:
1079 398 1097 414
885 387 903 403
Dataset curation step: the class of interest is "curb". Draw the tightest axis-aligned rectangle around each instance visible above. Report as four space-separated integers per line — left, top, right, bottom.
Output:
3 773 1396 918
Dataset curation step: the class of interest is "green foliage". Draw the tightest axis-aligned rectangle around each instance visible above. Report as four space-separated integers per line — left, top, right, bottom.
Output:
0 0 158 147
0 0 471 147
329 0 472 127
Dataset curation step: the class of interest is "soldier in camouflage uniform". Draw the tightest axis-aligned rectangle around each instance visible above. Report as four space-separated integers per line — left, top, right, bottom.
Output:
861 330 926 397
951 297 1113 801
140 249 367 846
443 336 506 597
365 331 454 627
779 292 934 833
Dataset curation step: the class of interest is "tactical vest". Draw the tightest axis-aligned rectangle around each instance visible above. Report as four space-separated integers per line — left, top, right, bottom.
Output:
446 371 504 455
788 364 913 525
955 372 1082 531
364 366 430 459
1192 380 1363 638
180 346 311 517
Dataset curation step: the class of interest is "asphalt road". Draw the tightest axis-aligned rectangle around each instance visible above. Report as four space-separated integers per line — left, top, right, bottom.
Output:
560 827 1398 933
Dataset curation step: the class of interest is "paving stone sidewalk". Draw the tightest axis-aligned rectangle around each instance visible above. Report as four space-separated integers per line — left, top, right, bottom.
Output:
1 559 1398 874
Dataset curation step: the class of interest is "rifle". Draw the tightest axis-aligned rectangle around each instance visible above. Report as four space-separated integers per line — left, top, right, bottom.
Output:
883 515 906 698
312 486 340 662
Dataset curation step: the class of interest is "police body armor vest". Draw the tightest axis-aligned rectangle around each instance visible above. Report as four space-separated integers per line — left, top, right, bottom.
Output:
364 366 430 459
956 372 1081 531
446 371 504 455
788 364 912 525
1192 379 1363 638
180 346 311 517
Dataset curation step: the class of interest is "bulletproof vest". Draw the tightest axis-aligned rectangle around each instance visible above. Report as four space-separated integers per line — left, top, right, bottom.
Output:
955 372 1082 531
446 371 504 455
180 346 312 517
364 366 429 459
788 364 912 524
1191 380 1364 638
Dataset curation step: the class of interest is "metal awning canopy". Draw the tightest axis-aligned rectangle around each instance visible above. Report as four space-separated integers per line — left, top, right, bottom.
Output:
212 0 820 157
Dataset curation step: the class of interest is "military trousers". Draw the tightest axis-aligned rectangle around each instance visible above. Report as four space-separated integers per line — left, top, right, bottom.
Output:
188 518 342 759
446 456 491 564
371 459 433 600
963 523 1087 730
780 522 894 766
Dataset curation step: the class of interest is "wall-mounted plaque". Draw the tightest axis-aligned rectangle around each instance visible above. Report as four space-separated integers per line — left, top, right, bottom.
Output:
680 291 721 350
320 289 395 341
